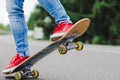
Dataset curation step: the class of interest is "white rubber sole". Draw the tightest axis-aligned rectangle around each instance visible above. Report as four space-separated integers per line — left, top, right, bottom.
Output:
50 32 66 41
2 66 16 74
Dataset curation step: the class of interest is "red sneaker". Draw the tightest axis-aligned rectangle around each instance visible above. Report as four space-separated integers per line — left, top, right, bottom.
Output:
50 22 73 41
2 54 29 74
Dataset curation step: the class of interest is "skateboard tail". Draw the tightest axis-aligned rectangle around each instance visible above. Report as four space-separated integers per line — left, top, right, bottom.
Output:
70 18 90 37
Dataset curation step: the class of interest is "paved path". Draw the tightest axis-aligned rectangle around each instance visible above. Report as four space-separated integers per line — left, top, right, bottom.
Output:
0 34 120 80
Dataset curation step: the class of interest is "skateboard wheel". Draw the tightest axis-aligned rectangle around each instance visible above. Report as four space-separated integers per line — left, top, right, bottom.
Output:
15 72 23 80
58 44 67 55
75 41 83 51
32 70 39 79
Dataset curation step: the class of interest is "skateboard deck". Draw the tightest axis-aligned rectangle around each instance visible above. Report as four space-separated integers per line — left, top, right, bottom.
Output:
4 18 90 79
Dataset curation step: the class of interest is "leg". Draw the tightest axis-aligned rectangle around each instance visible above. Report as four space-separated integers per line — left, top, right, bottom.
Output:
2 0 30 73
37 0 73 41
37 0 72 24
6 0 29 56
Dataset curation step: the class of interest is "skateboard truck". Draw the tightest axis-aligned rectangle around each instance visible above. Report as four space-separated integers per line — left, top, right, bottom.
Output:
15 65 39 80
58 37 83 55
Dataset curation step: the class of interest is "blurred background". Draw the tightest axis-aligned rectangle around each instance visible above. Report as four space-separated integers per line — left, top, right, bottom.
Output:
0 0 120 45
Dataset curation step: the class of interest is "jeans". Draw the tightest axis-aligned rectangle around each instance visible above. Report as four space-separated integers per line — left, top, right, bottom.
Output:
5 0 71 56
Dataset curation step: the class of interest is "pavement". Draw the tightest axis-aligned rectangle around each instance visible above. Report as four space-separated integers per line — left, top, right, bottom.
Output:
0 34 120 80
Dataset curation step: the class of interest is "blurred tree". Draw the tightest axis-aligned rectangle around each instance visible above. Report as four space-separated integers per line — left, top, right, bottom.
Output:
0 23 10 31
0 24 5 30
27 0 120 45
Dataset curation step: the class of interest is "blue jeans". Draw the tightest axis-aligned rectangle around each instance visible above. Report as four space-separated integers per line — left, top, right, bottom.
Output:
6 0 71 56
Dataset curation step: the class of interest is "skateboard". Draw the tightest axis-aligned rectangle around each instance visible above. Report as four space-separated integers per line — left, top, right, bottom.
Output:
4 18 90 80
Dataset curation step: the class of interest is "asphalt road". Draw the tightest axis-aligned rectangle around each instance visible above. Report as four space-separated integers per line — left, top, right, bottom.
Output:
0 34 120 80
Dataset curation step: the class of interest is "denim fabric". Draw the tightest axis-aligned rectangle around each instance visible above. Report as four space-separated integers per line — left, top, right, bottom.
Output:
5 0 71 56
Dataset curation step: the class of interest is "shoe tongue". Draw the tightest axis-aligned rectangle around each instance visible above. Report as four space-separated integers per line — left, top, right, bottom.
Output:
16 54 19 57
16 54 24 58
